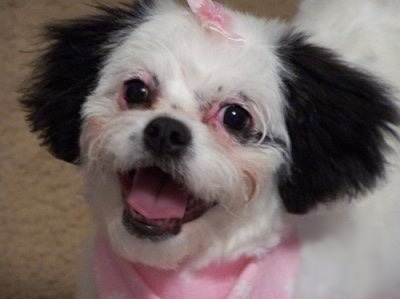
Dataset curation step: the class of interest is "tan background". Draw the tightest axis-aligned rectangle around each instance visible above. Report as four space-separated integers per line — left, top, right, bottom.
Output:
0 1 298 298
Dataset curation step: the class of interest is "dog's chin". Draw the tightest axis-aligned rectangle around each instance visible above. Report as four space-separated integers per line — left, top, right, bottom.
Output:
118 166 217 241
101 165 222 268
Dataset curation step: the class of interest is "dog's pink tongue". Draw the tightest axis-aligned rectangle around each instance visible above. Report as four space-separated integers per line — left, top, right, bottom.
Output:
126 168 188 220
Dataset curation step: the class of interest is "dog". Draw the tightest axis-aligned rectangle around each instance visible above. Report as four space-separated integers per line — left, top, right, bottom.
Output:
20 0 400 298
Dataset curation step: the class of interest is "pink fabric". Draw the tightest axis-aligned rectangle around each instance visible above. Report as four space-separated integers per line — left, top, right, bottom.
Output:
187 0 244 42
94 235 300 299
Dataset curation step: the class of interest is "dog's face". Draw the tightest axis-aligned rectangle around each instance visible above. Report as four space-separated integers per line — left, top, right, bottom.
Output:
80 1 290 267
21 0 398 269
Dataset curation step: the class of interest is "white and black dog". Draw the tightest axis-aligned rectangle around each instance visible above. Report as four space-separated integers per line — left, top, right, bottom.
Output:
21 0 400 298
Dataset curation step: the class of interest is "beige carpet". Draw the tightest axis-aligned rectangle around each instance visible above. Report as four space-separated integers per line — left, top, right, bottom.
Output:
0 1 297 298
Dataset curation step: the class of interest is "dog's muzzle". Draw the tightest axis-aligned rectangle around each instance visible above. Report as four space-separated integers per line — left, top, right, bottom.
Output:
119 116 216 240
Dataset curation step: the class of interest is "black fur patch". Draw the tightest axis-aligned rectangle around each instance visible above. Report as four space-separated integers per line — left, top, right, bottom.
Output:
278 33 399 214
20 0 155 164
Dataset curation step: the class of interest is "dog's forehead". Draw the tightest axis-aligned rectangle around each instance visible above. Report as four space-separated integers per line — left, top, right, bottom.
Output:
100 5 284 102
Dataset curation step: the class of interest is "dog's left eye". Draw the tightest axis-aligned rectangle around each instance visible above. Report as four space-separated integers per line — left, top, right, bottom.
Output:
222 104 251 131
124 79 150 105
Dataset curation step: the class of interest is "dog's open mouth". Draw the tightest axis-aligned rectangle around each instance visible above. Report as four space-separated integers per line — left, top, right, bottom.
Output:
119 167 216 239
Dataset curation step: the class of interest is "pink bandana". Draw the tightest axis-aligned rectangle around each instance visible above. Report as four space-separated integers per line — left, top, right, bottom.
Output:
94 235 300 299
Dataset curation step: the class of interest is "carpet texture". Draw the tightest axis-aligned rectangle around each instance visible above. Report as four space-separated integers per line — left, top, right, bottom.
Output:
0 1 297 298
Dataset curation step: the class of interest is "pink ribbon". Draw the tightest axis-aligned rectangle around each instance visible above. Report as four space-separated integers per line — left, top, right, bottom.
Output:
187 0 244 42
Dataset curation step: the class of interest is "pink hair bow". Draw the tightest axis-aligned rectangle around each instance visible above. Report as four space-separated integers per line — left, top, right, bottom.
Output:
187 0 244 42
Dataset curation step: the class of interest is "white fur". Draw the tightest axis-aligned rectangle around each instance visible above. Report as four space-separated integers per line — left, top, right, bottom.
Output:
82 0 288 268
76 1 400 298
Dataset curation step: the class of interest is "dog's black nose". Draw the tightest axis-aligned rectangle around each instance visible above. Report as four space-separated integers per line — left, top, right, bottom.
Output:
144 117 192 157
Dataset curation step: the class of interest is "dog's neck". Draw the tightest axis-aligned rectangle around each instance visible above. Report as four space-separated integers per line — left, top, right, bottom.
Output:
94 234 300 299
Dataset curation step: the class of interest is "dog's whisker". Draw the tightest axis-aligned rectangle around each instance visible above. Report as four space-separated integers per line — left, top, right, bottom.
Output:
218 202 245 221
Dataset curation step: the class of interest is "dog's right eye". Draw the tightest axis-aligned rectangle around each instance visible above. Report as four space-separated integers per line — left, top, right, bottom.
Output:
124 79 150 105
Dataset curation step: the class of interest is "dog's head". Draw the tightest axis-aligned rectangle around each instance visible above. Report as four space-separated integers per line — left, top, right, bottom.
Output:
21 0 399 268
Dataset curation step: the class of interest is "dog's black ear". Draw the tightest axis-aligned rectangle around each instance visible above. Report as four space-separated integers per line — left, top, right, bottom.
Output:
278 32 399 214
20 0 155 164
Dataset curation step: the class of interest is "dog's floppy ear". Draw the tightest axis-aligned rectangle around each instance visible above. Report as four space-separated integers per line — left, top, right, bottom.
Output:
20 0 155 164
278 32 399 214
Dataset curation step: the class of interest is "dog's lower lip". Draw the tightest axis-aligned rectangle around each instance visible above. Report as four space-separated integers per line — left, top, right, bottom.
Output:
122 201 215 239
119 168 216 239
122 209 180 238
